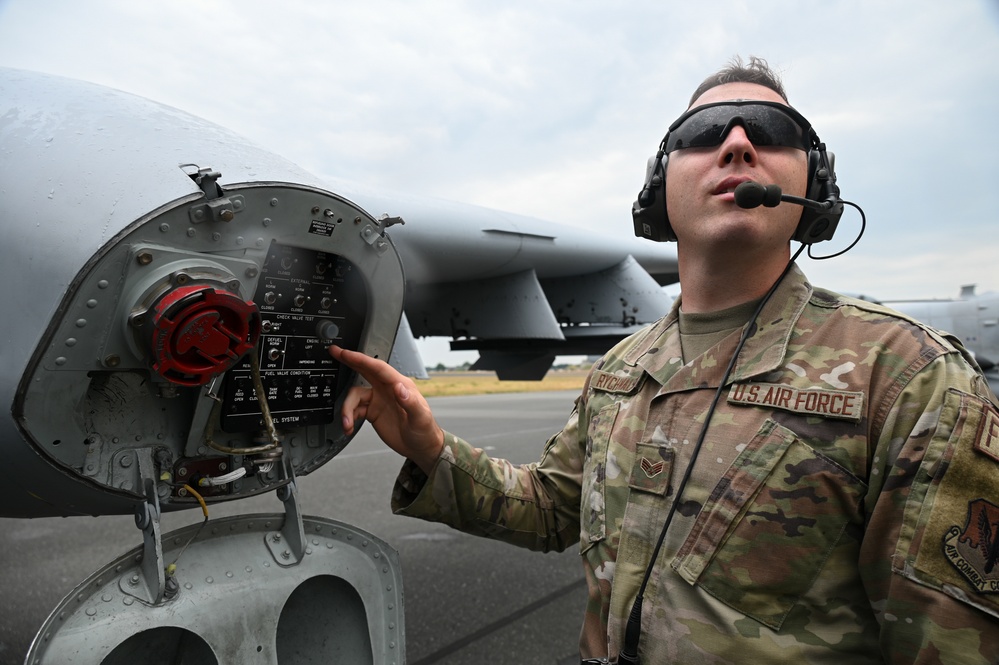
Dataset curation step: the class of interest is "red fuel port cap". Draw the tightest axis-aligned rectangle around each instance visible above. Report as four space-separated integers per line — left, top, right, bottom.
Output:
148 284 261 386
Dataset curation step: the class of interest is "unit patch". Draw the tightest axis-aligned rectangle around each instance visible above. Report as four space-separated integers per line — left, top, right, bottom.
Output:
727 382 864 422
974 408 999 463
944 498 999 593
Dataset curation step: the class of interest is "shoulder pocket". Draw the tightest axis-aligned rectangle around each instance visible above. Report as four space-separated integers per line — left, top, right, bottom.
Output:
673 420 866 629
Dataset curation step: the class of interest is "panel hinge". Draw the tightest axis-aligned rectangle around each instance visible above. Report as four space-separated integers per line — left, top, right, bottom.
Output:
183 165 245 224
266 458 306 566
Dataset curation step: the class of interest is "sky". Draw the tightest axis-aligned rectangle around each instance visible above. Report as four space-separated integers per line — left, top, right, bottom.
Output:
0 0 996 366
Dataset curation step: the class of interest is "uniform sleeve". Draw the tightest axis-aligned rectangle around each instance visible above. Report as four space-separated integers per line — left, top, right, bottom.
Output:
390 403 586 553
862 352 999 664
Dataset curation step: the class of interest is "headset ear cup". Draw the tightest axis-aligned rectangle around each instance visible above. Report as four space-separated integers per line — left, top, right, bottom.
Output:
632 153 675 242
793 149 842 244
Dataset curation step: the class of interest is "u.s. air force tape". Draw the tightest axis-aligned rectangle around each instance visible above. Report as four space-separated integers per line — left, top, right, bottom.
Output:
728 382 864 422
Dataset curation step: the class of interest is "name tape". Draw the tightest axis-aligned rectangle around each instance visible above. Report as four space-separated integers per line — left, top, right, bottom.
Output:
728 382 864 422
592 370 641 394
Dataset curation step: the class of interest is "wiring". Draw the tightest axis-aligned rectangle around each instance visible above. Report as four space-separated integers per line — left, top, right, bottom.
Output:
205 347 282 455
166 483 209 577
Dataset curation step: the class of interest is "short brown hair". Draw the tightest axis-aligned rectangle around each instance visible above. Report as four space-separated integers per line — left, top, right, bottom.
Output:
688 56 788 106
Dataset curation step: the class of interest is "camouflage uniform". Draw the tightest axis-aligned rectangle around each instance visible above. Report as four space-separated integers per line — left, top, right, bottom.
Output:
393 265 999 664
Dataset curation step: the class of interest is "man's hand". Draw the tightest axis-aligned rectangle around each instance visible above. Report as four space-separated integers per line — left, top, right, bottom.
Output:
329 345 445 474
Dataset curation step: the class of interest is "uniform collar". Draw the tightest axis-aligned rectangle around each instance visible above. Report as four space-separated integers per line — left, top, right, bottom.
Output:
627 264 813 390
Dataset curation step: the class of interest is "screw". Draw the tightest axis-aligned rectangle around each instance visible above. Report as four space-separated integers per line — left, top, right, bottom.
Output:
128 574 139 586
104 354 121 367
220 210 234 222
137 252 153 265
281 550 290 559
178 468 188 477
272 534 281 543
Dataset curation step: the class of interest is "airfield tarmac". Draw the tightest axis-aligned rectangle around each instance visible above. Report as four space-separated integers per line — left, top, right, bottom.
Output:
0 390 586 665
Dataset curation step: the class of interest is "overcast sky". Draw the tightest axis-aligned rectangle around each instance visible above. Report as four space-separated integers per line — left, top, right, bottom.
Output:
1 0 996 365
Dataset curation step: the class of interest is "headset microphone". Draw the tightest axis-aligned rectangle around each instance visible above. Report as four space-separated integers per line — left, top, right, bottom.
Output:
734 181 832 213
733 178 844 244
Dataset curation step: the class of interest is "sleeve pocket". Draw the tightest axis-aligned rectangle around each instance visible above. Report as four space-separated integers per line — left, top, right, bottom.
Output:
579 402 619 549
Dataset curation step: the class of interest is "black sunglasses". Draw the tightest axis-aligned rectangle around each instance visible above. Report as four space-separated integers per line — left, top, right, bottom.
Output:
663 100 814 154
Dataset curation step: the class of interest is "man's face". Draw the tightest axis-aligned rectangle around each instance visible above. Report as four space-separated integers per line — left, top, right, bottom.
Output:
665 82 809 253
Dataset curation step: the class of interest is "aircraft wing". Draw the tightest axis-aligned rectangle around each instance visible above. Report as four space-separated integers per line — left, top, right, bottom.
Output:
335 184 678 379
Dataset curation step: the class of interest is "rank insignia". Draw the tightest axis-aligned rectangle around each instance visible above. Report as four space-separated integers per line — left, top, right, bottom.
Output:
944 498 999 593
640 457 665 478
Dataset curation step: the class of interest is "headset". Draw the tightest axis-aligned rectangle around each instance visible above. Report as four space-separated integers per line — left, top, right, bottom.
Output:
631 101 844 245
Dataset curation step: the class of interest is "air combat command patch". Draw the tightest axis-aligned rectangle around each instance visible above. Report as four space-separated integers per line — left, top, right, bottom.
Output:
944 498 999 593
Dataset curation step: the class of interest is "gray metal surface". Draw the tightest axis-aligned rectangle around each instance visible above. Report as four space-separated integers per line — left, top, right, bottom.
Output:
0 390 587 665
26 515 404 664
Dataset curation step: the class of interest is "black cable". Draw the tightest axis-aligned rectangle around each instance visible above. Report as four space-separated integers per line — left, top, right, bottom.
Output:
808 200 866 260
617 244 808 664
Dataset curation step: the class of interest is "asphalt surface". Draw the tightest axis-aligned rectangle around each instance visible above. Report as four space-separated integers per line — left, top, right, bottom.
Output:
0 390 587 665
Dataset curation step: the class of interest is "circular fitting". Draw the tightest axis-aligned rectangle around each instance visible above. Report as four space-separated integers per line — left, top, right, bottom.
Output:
146 284 261 386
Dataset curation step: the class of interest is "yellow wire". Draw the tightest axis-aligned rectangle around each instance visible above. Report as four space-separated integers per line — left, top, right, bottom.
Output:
183 483 209 518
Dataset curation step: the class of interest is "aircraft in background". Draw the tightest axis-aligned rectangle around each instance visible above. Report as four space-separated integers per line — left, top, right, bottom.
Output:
887 288 998 396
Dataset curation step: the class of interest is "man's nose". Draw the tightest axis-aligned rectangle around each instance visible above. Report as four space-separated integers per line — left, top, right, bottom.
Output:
718 124 758 166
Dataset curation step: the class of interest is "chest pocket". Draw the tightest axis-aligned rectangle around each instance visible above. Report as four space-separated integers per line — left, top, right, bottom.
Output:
672 419 866 630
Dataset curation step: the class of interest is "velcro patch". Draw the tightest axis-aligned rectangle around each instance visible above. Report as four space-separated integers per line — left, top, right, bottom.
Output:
974 409 999 463
591 370 641 394
728 382 864 422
